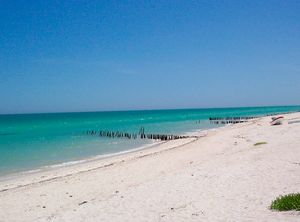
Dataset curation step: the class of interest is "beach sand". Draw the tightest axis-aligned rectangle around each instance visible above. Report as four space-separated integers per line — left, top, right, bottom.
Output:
1 113 300 221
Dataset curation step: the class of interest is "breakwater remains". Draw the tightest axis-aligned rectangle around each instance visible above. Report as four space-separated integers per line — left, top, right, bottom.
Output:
84 117 258 141
209 116 255 124
83 126 190 141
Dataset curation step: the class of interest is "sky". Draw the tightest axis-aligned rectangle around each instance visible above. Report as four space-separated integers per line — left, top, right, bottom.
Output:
1 0 299 114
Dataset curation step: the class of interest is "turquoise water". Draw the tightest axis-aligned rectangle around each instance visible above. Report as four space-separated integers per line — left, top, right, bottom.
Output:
0 106 299 177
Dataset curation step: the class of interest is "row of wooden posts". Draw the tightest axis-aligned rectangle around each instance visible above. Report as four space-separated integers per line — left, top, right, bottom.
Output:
84 130 139 139
84 116 261 140
209 116 255 124
266 111 298 116
84 129 189 141
210 120 248 124
209 117 255 120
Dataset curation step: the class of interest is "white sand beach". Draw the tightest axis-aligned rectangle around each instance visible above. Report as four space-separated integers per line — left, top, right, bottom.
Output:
1 113 300 221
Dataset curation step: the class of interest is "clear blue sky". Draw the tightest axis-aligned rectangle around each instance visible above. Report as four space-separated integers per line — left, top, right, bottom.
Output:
1 0 299 114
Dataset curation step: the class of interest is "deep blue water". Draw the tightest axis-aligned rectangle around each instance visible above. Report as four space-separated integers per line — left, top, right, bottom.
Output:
0 106 299 177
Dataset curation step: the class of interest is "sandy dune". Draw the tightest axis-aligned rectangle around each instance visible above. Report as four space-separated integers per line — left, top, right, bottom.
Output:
1 113 300 221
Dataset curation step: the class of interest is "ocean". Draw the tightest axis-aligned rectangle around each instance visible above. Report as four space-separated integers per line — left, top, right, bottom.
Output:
0 106 299 178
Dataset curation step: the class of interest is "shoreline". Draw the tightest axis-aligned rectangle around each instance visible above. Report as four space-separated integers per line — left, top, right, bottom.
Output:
0 134 201 191
0 139 165 183
1 112 300 221
0 122 225 183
